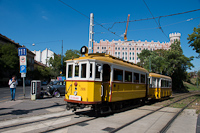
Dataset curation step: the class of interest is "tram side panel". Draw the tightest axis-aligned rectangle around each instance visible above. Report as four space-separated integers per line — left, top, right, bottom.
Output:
111 83 146 102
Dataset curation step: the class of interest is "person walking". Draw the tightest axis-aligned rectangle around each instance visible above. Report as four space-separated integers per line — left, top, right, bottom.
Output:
8 75 18 101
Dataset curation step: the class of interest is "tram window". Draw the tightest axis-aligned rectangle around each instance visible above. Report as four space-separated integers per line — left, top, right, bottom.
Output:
114 69 123 81
125 71 132 82
169 81 172 87
152 78 156 88
141 74 145 83
161 80 166 87
90 63 93 78
75 65 79 77
81 64 87 78
68 65 73 78
95 64 101 79
134 73 139 83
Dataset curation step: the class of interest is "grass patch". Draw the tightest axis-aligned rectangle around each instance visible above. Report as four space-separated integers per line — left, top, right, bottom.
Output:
183 81 200 91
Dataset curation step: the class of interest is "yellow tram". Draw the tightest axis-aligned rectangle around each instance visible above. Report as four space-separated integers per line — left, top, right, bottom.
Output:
64 46 172 113
148 73 172 99
65 47 149 112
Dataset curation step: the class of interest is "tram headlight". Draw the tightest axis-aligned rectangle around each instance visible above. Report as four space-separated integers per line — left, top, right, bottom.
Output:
74 91 77 96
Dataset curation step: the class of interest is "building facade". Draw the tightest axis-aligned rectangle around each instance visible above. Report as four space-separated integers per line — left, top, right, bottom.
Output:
93 32 181 64
32 48 54 67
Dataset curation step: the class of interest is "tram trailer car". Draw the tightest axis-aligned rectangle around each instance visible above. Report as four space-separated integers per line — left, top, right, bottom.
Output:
148 73 172 99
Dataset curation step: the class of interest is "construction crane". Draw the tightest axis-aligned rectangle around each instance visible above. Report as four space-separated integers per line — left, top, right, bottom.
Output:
124 14 130 41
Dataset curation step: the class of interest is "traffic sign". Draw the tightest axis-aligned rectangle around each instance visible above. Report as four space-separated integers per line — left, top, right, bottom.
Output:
21 73 26 77
18 47 27 56
20 56 27 65
20 65 27 73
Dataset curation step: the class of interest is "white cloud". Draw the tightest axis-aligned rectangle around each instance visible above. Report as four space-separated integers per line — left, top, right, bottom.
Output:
42 16 48 20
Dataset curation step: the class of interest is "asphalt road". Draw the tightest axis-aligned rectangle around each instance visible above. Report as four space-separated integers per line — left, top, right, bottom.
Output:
0 85 47 103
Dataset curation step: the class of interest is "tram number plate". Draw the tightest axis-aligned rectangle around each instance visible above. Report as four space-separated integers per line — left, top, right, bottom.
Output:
69 95 81 101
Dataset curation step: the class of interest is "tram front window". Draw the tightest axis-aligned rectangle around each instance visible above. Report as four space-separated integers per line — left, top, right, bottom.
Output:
68 65 73 78
95 64 101 79
81 64 87 78
75 65 79 77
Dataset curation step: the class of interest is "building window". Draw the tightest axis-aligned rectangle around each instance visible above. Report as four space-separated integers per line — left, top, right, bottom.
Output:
125 52 127 55
132 57 134 60
137 48 138 50
139 48 141 50
130 57 131 60
118 52 120 55
132 52 134 55
118 47 120 50
125 48 127 50
132 48 134 50
122 47 124 50
123 52 124 55
115 43 118 45
115 47 117 50
130 52 131 55
125 57 127 60
115 52 117 55
97 47 99 49
122 57 124 59
102 47 103 49
130 48 131 50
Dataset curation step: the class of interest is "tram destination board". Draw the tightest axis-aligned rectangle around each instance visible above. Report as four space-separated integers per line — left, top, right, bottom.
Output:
18 47 27 56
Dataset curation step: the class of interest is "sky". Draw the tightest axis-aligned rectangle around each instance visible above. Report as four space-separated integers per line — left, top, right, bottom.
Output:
0 0 200 72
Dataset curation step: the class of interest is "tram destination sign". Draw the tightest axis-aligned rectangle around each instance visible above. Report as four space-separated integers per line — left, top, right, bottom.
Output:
18 47 27 56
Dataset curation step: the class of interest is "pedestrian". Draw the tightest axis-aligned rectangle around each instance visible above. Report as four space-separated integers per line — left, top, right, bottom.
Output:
8 75 18 101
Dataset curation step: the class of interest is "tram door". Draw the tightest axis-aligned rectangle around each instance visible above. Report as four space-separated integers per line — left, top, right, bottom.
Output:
102 64 111 102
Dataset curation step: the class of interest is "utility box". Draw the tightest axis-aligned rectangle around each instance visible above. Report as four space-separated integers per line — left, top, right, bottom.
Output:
31 80 41 100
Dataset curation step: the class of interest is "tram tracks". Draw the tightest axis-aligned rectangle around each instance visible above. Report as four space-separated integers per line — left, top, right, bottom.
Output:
109 92 200 133
0 92 199 133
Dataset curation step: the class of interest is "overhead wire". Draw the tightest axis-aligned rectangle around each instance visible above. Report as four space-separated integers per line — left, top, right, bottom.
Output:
58 0 123 39
142 0 168 39
106 8 200 29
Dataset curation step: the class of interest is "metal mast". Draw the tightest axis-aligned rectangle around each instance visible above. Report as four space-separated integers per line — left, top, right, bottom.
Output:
88 13 94 53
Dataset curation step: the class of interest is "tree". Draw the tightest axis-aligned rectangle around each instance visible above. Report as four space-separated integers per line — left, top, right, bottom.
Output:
47 49 80 78
187 26 200 58
0 43 19 79
138 41 194 90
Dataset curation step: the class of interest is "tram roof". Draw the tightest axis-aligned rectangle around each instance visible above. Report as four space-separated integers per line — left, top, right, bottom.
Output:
66 53 148 73
149 73 171 80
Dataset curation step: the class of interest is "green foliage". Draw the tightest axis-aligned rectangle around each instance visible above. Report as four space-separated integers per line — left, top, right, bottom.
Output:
0 43 19 78
64 49 80 60
47 49 80 78
138 41 194 91
187 26 200 58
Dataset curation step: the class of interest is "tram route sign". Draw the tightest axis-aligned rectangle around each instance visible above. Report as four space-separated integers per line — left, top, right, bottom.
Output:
18 47 27 56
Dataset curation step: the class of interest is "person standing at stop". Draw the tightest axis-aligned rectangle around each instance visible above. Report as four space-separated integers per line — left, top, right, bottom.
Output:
8 75 18 101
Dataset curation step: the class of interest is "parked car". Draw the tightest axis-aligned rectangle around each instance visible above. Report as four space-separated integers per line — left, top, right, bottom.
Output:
47 81 66 97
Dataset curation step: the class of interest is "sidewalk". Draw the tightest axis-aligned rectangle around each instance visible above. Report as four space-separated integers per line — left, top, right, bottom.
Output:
0 96 67 121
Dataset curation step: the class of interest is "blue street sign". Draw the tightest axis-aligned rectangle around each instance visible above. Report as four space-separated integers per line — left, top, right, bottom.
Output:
18 48 27 56
20 65 27 73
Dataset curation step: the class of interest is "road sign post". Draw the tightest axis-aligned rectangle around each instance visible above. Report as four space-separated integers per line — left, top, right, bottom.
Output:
18 47 27 98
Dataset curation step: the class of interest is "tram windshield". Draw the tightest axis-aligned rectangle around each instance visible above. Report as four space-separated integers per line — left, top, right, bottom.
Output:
67 62 102 80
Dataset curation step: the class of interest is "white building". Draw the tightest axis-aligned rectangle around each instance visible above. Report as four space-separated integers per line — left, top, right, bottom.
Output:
93 32 181 64
32 48 54 67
